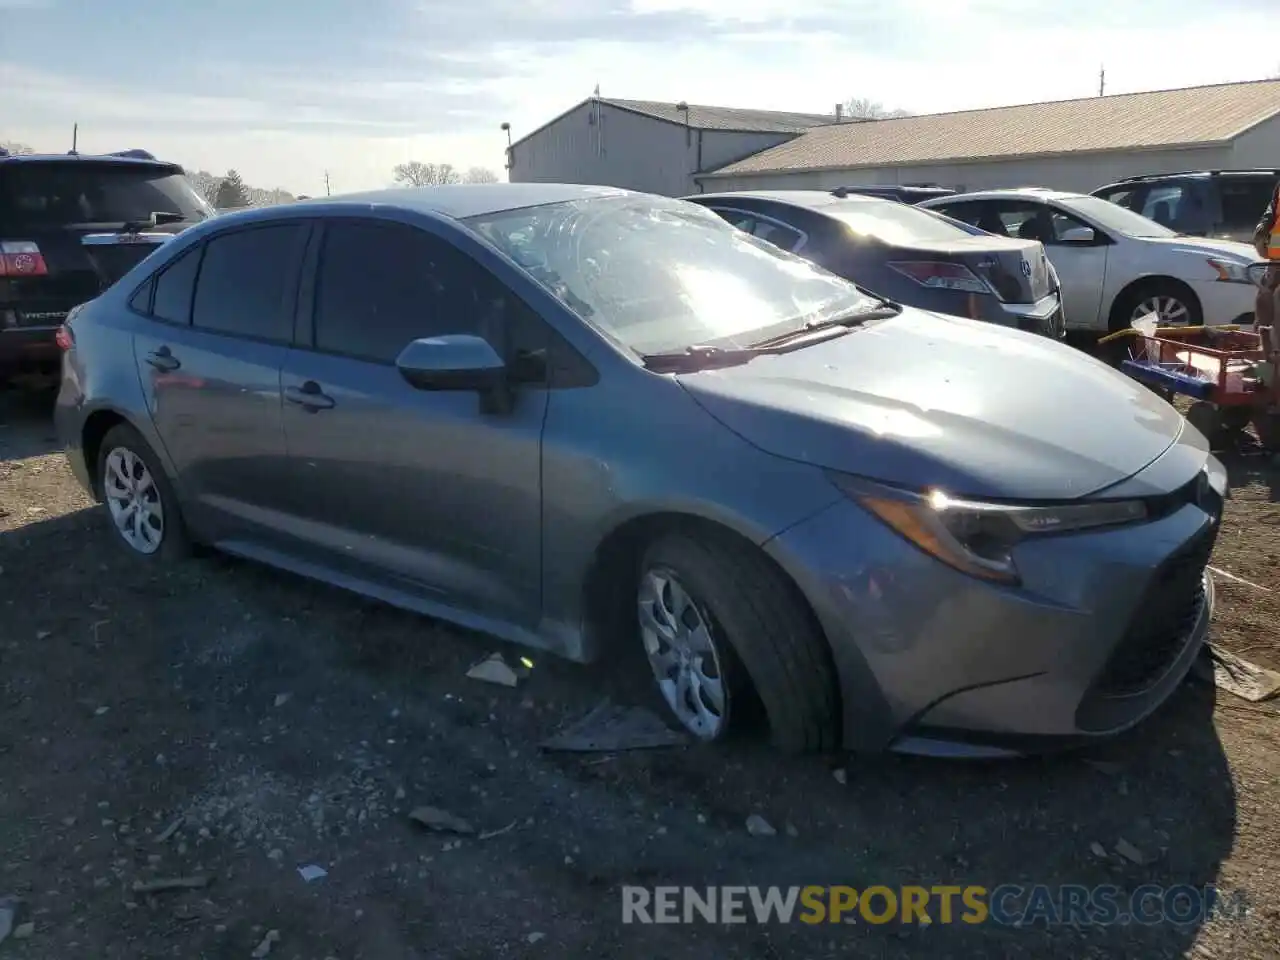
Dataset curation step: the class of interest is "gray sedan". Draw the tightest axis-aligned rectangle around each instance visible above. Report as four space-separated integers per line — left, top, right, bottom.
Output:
54 184 1224 757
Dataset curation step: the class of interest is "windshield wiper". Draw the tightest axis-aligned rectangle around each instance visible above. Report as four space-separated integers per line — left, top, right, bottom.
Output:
749 302 901 349
641 344 764 373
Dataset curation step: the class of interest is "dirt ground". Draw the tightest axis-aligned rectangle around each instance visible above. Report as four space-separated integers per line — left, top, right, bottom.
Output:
1 386 1278 960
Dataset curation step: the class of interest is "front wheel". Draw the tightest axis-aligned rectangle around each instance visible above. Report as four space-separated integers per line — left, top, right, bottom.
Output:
1113 281 1203 331
96 424 190 562
636 532 839 753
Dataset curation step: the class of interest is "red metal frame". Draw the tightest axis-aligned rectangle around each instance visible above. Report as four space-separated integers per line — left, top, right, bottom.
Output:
1128 327 1278 408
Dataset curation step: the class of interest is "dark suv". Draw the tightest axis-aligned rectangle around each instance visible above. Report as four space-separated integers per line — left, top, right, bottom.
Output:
0 149 212 385
1091 170 1280 244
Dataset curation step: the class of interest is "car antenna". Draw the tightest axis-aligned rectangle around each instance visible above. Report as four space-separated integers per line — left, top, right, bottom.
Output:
70 122 78 156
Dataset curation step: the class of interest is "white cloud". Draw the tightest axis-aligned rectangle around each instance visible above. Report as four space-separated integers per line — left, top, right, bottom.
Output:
4 0 1277 194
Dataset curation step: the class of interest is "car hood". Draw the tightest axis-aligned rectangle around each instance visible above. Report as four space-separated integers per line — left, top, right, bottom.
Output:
677 309 1187 500
1141 235 1258 261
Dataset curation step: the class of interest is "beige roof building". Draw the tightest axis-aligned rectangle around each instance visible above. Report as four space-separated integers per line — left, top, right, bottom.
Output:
509 80 1280 198
698 79 1280 194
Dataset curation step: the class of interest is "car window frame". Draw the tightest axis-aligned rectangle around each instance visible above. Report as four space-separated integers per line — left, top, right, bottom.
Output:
188 219 313 346
124 241 205 327
298 216 574 382
704 204 809 253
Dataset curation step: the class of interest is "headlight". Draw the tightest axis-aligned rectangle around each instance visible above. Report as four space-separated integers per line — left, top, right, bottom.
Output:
829 474 1148 584
1207 258 1253 284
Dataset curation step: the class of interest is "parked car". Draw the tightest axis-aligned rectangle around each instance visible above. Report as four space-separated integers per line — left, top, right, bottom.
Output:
918 188 1263 332
686 190 1064 338
1092 170 1280 245
829 185 957 204
0 148 212 386
56 184 1225 758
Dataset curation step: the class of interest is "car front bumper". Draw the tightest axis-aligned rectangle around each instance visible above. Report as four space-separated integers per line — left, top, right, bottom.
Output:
764 456 1224 757
1191 278 1261 326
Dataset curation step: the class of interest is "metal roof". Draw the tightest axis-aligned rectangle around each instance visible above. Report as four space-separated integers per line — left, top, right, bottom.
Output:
703 79 1280 177
603 98 837 133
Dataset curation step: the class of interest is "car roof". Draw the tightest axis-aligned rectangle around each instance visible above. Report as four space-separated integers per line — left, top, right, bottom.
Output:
918 187 1089 204
289 183 638 221
0 152 182 173
692 189 896 211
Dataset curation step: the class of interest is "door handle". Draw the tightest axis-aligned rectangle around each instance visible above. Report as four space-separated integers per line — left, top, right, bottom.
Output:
284 381 335 411
145 347 180 372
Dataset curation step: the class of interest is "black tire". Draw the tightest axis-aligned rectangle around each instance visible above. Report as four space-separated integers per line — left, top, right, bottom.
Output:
1110 279 1202 333
1220 407 1253 437
1185 401 1228 450
639 532 839 754
95 423 191 562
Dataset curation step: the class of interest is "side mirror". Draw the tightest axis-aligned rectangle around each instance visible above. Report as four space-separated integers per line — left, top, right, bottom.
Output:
395 335 507 392
1060 226 1096 244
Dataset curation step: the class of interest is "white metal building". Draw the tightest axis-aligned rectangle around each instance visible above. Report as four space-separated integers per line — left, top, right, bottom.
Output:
507 97 838 197
696 80 1280 194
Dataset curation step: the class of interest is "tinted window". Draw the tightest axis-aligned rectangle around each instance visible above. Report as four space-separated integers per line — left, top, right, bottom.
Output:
1219 176 1277 231
151 245 203 324
708 209 804 252
931 202 983 226
0 162 213 227
984 201 1095 245
128 278 153 314
313 221 502 364
828 198 975 243
1094 186 1138 210
1059 195 1176 238
1138 184 1184 227
465 196 873 355
191 224 305 342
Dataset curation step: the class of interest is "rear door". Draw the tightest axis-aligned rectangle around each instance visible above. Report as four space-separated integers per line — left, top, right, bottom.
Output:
277 218 548 626
133 221 309 541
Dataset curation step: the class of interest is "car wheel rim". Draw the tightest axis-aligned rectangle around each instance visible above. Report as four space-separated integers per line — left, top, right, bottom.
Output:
637 567 727 740
1133 296 1190 326
102 447 164 555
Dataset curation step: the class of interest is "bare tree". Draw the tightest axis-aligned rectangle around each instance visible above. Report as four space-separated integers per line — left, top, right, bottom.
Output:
842 97 912 121
186 169 222 205
0 140 35 155
393 161 461 187
464 166 500 184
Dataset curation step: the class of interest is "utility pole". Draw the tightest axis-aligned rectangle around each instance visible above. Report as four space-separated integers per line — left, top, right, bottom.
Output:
323 171 331 197
1098 66 1106 97
71 123 78 154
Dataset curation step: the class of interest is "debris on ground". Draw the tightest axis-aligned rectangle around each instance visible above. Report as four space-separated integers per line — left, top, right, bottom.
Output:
154 815 185 844
539 699 686 752
409 805 476 835
832 768 847 785
1114 838 1146 865
297 865 328 883
250 929 281 958
130 876 212 895
1207 565 1271 593
465 653 526 688
12 922 33 940
273 692 293 708
526 932 546 944
1197 644 1280 702
1089 841 1108 859
478 820 518 841
745 814 776 837
0 895 18 944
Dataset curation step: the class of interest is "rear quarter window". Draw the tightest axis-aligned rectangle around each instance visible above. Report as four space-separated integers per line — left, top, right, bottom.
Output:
1218 177 1277 232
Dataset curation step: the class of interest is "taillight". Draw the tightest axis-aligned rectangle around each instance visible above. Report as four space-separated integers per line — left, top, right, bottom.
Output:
55 324 75 351
0 241 49 277
888 261 990 295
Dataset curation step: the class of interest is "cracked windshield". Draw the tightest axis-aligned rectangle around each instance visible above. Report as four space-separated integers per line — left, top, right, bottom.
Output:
2 1 1278 958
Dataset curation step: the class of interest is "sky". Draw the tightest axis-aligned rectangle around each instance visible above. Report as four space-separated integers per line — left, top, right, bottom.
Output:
2 0 1278 196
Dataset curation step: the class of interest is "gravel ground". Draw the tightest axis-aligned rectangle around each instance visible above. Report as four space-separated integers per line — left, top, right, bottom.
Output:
1 387 1278 960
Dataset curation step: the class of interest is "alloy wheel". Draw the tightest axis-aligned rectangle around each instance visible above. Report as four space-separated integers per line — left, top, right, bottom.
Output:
1132 295 1190 326
637 567 728 739
102 447 165 555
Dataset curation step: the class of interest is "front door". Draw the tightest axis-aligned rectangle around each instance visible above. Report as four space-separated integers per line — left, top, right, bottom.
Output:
278 218 547 627
133 222 310 540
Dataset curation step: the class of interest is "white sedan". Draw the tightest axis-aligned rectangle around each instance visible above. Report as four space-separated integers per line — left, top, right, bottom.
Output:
919 188 1262 332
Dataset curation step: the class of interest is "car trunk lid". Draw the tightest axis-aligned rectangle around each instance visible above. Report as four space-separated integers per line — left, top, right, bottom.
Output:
899 236 1052 304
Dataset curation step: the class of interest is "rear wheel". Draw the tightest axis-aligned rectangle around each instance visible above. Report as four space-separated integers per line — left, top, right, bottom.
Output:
1185 401 1229 450
96 424 190 562
636 532 839 753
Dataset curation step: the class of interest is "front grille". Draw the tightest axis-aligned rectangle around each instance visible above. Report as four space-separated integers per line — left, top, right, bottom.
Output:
1094 526 1216 697
83 243 163 287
